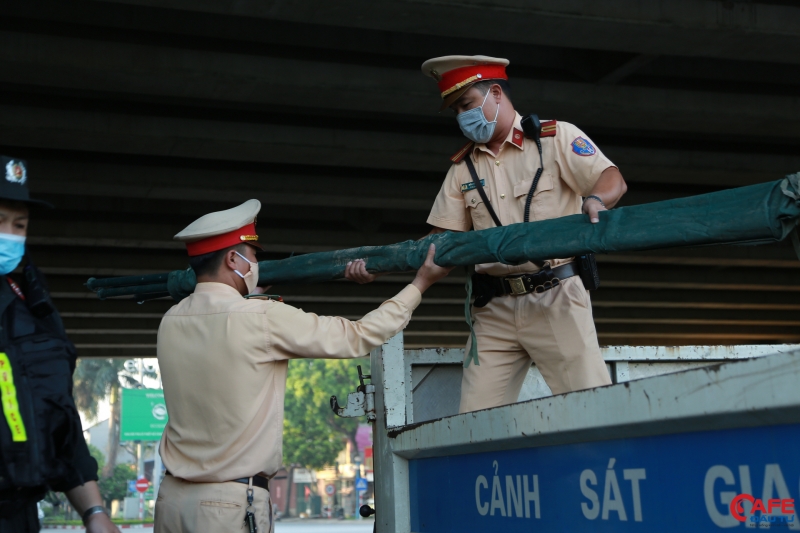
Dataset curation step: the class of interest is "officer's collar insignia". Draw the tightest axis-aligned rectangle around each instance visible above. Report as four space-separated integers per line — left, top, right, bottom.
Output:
5 160 26 184
510 128 524 148
571 136 596 156
461 179 486 193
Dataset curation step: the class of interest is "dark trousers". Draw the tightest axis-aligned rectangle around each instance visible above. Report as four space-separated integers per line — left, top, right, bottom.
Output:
0 500 39 533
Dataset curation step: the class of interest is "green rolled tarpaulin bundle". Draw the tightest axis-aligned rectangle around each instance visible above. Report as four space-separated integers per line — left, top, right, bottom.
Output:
87 174 800 302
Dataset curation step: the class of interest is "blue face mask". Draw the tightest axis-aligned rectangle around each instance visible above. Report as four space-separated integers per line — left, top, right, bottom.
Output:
456 90 500 144
0 233 25 275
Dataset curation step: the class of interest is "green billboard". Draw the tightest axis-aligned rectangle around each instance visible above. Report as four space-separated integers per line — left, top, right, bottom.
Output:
120 389 168 441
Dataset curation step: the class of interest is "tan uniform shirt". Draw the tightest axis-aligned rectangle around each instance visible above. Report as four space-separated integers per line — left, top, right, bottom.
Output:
157 282 421 482
427 113 615 276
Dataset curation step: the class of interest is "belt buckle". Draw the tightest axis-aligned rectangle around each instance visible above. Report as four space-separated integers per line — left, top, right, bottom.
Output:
507 277 527 295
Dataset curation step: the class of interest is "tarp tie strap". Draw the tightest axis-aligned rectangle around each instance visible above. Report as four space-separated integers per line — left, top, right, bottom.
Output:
791 226 800 262
463 266 479 368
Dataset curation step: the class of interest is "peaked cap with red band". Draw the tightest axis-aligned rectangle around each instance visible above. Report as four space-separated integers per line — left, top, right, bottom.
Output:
175 199 263 257
421 55 510 111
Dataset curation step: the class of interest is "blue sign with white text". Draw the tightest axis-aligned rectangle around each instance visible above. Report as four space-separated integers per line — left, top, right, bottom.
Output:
409 423 800 532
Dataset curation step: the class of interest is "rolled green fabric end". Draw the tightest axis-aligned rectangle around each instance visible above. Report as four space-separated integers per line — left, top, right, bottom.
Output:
95 177 800 302
167 268 197 301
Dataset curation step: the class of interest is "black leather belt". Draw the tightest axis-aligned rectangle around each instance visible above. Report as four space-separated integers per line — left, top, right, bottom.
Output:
494 262 579 296
165 471 270 491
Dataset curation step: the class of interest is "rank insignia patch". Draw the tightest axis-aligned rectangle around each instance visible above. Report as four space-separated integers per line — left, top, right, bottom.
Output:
461 179 485 193
571 137 596 156
4 160 26 184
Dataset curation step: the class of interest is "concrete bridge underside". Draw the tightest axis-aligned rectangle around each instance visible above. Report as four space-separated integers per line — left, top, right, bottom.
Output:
1 0 798 356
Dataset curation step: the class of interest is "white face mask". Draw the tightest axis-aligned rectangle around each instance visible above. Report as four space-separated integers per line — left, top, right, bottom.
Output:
233 251 259 294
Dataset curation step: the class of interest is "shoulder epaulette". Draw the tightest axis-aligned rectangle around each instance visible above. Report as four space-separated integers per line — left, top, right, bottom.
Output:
450 141 475 163
541 120 557 138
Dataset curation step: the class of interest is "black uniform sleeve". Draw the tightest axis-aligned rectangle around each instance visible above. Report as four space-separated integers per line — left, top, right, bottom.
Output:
48 305 100 493
49 437 99 493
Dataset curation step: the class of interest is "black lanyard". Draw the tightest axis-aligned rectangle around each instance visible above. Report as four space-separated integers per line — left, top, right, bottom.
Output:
464 156 503 228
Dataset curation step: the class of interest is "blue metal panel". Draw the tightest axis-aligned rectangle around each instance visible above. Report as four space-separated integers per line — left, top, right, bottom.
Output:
409 423 800 532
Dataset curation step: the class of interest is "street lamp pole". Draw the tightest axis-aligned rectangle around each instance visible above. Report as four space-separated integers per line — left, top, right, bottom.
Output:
137 358 144 520
355 455 362 520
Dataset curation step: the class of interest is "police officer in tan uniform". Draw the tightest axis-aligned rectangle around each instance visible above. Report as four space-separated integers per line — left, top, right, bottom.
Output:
429 55 629 412
154 200 451 533
348 55 627 413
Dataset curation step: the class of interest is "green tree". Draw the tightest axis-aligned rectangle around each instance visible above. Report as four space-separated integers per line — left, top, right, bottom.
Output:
282 358 368 469
98 463 136 506
73 359 125 478
43 490 68 519
73 359 155 478
87 443 106 473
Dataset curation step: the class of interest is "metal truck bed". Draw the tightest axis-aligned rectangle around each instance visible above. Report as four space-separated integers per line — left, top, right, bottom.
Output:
368 336 800 532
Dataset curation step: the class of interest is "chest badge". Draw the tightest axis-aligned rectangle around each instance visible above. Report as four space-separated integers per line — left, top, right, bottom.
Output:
461 179 486 193
571 137 596 156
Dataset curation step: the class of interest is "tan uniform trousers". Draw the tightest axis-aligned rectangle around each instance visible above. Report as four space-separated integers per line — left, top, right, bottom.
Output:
460 276 612 413
155 475 272 533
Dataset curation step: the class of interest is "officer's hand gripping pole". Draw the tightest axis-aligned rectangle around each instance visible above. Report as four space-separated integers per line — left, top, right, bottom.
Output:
329 365 376 422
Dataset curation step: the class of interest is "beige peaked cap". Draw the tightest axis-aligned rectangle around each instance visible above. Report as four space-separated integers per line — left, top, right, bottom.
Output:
175 199 261 242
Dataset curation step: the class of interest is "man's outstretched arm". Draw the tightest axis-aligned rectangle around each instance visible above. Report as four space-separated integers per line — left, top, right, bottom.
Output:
272 244 453 359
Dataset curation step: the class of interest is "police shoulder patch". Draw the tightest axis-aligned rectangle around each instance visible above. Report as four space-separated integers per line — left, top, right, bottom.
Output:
450 141 475 163
571 137 596 156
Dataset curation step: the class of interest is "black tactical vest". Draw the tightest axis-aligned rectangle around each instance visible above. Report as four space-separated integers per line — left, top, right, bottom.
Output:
0 270 83 491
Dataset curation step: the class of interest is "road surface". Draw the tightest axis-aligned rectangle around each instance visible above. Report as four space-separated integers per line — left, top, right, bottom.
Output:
277 520 374 533
42 520 374 532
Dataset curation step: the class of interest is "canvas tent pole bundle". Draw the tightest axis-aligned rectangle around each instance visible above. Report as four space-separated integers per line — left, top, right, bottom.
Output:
86 175 800 302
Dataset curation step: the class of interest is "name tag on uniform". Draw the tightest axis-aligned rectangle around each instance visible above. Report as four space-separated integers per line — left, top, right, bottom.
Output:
461 180 485 193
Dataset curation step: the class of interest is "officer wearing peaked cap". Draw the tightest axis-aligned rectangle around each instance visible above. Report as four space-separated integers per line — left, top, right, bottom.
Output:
348 55 629 413
427 55 629 411
423 55 511 111
154 201 452 532
0 157 119 533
